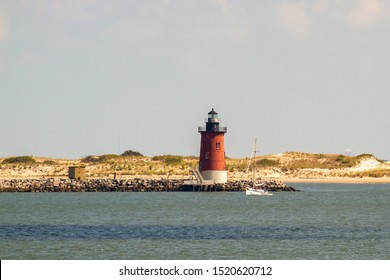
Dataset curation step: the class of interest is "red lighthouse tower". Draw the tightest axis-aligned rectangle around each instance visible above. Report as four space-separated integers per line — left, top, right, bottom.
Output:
198 108 227 184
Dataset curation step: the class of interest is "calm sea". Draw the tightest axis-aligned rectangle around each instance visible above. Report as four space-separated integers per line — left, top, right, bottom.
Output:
1 183 389 259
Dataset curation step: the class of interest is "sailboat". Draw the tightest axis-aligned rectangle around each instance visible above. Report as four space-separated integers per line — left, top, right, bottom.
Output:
245 138 272 196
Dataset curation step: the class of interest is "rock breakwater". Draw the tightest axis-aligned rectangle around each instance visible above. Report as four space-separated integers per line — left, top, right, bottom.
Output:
0 178 297 192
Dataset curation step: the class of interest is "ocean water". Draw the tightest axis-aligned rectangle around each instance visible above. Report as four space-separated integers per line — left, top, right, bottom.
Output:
0 183 389 259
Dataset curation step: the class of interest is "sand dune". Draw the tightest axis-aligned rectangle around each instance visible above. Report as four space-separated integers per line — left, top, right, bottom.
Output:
1 153 390 183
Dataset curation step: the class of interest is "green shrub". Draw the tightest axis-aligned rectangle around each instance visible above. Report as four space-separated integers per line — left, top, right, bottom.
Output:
356 153 374 159
336 155 350 164
229 161 248 172
81 155 99 163
152 155 184 165
81 154 119 163
285 159 315 169
336 155 357 168
121 150 143 157
97 154 119 162
2 156 36 164
256 158 279 167
226 164 235 172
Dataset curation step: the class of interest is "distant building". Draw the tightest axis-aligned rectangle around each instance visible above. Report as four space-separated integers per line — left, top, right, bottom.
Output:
68 166 86 180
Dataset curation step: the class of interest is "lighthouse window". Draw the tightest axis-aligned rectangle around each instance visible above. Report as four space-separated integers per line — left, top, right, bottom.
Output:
205 152 209 159
216 143 220 150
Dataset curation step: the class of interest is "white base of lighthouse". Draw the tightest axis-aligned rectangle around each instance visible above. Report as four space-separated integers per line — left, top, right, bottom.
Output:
200 170 227 184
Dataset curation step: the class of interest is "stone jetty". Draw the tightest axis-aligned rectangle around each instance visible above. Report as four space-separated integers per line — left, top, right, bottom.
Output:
0 178 297 192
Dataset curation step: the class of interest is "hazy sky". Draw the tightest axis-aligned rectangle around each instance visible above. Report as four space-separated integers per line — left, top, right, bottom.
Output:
1 0 390 159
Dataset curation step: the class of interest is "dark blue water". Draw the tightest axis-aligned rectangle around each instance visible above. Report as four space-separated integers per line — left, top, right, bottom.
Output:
1 183 389 259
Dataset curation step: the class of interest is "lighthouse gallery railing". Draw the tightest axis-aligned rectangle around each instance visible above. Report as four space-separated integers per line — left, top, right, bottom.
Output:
198 126 227 133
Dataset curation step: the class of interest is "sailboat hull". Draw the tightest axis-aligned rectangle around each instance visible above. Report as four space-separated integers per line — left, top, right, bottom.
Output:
246 188 273 196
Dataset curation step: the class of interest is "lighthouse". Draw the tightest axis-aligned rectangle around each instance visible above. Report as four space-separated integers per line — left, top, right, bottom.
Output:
198 108 228 184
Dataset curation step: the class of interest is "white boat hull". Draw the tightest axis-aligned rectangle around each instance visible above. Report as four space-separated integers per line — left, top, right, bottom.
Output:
246 188 272 196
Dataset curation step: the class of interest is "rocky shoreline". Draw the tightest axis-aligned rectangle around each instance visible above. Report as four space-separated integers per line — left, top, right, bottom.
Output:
0 178 297 192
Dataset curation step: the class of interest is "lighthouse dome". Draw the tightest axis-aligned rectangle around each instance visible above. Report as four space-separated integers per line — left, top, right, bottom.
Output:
208 108 217 115
208 108 219 122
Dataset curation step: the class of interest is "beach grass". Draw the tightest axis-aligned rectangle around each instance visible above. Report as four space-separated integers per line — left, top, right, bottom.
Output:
1 152 389 181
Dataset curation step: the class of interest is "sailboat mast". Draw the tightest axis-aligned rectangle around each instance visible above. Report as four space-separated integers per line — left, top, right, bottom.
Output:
252 138 257 188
